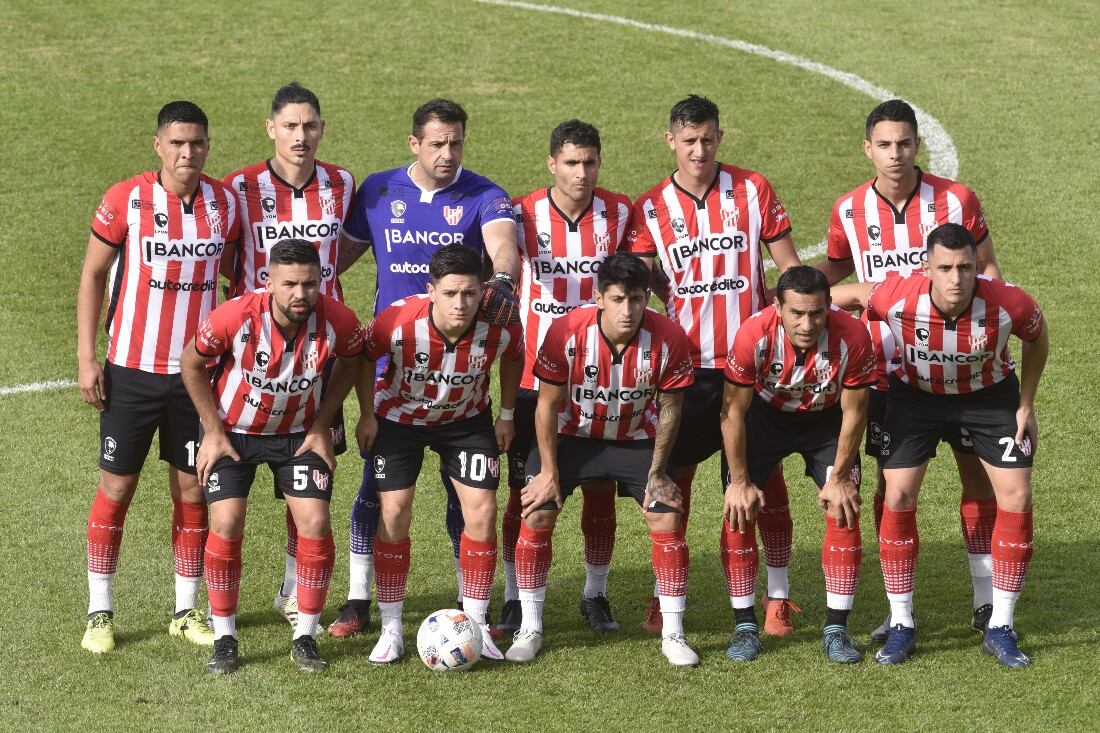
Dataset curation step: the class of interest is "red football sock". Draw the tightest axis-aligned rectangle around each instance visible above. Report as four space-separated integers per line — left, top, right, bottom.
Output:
879 507 918 594
285 505 298 559
650 530 689 598
87 488 129 575
515 524 553 591
873 493 885 536
501 488 522 564
720 518 758 599
373 537 411 604
295 533 335 616
758 471 793 568
822 513 862 598
204 531 243 617
991 509 1033 593
580 484 616 566
171 499 207 579
460 533 497 602
960 496 997 555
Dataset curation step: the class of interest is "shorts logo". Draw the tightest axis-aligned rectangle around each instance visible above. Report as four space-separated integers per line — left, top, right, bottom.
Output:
595 232 611 253
866 224 881 242
391 200 406 218
915 328 930 342
102 436 117 461
443 205 464 226
373 455 386 479
721 207 739 229
256 351 270 368
154 212 169 229
261 197 277 214
584 365 599 381
313 470 330 492
207 473 221 492
487 457 500 478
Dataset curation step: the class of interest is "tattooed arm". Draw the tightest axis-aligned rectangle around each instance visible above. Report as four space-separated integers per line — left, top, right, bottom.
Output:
645 390 684 512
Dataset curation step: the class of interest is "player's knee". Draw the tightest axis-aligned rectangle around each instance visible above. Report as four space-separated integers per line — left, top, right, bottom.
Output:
289 505 331 537
643 509 679 534
992 480 1032 512
523 509 558 531
99 470 139 502
208 503 246 539
170 469 203 502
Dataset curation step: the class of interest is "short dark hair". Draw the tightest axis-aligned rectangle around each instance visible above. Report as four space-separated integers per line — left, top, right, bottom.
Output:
776 265 830 304
865 99 918 140
549 119 601 156
269 238 321 268
926 223 977 254
429 244 482 282
669 94 719 130
597 253 650 294
412 98 468 138
271 82 321 116
157 101 208 134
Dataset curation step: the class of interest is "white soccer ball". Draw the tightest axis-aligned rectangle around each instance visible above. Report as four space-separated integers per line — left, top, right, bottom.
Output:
416 608 484 671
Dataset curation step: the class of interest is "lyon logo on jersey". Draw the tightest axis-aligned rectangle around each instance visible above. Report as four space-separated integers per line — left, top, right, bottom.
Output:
443 205 464 226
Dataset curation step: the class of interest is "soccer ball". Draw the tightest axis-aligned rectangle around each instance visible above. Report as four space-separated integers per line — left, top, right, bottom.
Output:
416 608 484 671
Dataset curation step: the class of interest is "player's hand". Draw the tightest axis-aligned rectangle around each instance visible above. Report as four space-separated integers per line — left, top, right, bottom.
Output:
296 428 335 472
356 411 379 453
644 472 682 513
495 415 514 453
520 471 561 516
479 273 520 326
723 480 765 534
78 358 106 411
196 429 239 487
818 475 862 529
1015 404 1037 456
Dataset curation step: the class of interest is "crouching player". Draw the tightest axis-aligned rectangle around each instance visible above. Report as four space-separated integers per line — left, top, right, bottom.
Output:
356 244 523 663
509 253 698 666
721 266 876 663
835 223 1048 667
180 239 364 674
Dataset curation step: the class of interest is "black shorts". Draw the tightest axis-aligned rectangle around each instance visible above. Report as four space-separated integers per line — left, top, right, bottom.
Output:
879 374 1033 470
371 411 500 491
506 389 539 490
203 431 333 503
866 385 975 460
99 362 198 475
669 368 725 469
722 397 861 490
525 435 653 508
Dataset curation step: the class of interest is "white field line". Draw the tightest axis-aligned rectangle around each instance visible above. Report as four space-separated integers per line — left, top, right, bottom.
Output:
475 0 959 270
0 378 75 396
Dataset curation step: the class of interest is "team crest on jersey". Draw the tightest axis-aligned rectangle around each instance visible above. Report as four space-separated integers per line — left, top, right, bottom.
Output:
261 196 277 214
721 207 740 230
969 333 989 350
206 208 224 235
919 222 937 237
469 354 488 370
867 224 881 242
814 364 833 382
302 349 319 370
595 232 612 253
443 205 464 226
636 368 653 385
321 195 337 217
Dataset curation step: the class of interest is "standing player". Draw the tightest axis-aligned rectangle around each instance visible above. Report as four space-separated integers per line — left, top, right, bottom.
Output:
835 224 1047 667
357 245 522 663
328 98 519 637
625 95 803 634
76 101 239 653
181 239 363 674
499 119 631 635
817 99 1004 639
223 82 355 632
508 253 698 666
721 267 875 663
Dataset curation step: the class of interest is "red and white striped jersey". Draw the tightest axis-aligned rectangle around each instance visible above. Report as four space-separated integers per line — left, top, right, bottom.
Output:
827 170 990 388
365 295 523 426
195 291 364 435
725 305 876 412
91 171 240 375
223 160 354 300
625 164 791 370
533 304 694 440
514 186 632 390
867 274 1044 395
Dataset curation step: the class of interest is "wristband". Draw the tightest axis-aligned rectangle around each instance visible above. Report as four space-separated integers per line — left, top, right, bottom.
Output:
498 408 515 420
492 271 515 285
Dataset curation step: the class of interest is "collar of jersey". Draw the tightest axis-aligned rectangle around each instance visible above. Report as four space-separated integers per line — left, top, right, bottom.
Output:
406 164 464 204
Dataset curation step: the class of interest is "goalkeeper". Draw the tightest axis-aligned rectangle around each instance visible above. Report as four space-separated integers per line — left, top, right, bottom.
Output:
330 98 519 637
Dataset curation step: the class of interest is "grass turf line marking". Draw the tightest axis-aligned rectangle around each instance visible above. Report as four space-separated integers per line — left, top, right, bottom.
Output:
0 378 76 396
476 0 959 270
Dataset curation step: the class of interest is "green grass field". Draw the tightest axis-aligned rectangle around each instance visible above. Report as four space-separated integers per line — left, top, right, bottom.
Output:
2 1 1098 731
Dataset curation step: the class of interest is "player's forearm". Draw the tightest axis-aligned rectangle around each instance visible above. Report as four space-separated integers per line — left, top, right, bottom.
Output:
765 234 802 273
815 258 855 286
720 386 752 484
355 358 377 414
218 239 239 282
498 355 523 411
833 388 870 476
486 233 520 279
978 238 1002 280
76 269 107 363
180 347 224 434
336 233 370 274
313 356 360 430
1018 323 1049 408
534 388 562 475
649 392 682 477
830 283 871 312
